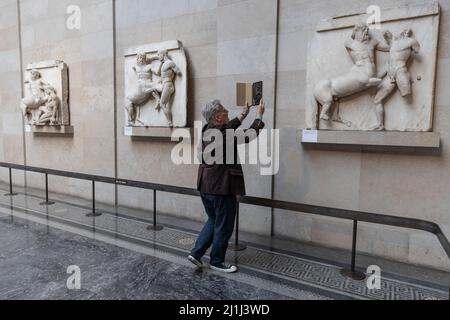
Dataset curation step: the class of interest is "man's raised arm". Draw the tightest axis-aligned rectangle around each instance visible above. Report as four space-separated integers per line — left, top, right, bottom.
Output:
375 30 392 52
234 100 266 145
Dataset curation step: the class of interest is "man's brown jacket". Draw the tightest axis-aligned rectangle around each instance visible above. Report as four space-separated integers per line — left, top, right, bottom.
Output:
197 117 265 196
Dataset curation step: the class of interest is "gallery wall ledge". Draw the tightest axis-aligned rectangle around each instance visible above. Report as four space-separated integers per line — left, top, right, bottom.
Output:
123 126 194 142
298 130 441 151
26 125 74 137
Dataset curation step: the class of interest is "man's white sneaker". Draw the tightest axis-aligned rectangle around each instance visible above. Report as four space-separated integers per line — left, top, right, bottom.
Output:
210 263 238 273
188 255 203 268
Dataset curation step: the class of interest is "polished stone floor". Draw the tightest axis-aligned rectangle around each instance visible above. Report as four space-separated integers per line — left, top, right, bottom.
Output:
0 183 448 300
0 214 303 300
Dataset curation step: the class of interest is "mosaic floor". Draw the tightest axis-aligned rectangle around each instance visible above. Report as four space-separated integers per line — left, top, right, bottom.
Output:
0 189 447 300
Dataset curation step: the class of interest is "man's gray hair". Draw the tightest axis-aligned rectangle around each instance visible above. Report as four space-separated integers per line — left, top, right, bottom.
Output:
202 99 222 124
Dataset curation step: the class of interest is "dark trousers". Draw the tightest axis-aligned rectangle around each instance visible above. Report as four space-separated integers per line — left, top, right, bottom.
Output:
191 193 237 266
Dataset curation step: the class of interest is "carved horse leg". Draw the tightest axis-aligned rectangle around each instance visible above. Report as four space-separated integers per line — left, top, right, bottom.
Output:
320 103 333 121
135 105 145 126
314 79 334 121
125 102 136 126
21 98 40 123
331 99 352 127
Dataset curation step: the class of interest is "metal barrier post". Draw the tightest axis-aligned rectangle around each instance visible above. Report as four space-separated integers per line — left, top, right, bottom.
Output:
340 220 366 281
40 173 55 206
4 168 18 197
228 201 247 251
86 180 102 217
147 189 163 231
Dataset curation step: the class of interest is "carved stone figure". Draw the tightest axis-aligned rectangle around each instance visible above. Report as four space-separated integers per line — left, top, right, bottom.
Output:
124 40 187 128
22 70 60 125
153 49 182 127
312 22 390 128
125 53 161 126
305 2 439 132
22 70 49 122
36 87 60 125
22 61 70 128
372 29 421 130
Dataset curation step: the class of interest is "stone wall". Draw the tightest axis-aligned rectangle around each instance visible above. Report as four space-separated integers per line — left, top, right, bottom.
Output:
18 0 116 201
1 0 449 271
0 0 25 185
114 0 276 234
274 0 450 271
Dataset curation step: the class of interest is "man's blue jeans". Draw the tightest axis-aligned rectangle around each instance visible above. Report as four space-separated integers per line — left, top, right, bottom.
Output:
191 193 237 266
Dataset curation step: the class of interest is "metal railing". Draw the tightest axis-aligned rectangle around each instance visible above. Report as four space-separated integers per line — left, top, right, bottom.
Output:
1 161 449 298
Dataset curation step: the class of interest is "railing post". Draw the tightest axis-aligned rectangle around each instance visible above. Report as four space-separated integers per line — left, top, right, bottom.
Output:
4 168 18 197
147 189 163 231
340 220 366 281
86 180 102 217
228 200 247 251
40 173 55 206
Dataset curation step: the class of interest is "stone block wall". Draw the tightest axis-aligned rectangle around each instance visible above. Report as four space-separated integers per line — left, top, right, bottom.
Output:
1 0 449 271
274 0 450 271
0 0 25 185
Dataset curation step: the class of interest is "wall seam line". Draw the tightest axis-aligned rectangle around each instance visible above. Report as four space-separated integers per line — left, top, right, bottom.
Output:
113 0 118 206
270 0 280 237
17 0 27 188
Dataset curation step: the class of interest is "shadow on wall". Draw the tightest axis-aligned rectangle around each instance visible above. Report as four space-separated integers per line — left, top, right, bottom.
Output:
185 49 195 127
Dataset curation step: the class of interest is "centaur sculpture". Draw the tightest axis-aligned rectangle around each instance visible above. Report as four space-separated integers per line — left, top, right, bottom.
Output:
22 69 61 125
311 22 391 129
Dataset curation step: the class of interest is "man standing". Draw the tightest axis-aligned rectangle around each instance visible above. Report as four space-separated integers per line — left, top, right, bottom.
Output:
189 99 265 273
